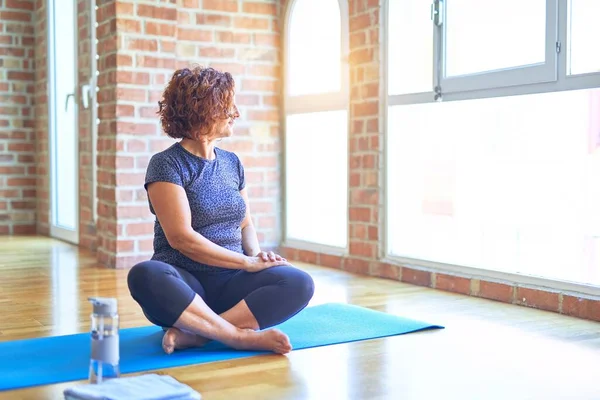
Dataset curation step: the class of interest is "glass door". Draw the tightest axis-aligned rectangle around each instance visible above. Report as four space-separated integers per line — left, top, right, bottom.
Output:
48 0 79 244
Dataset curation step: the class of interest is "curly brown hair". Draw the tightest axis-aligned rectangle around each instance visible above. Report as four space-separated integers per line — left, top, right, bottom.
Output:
157 66 238 139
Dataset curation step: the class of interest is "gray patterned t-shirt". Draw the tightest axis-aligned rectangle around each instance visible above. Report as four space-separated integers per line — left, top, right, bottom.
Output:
144 142 246 274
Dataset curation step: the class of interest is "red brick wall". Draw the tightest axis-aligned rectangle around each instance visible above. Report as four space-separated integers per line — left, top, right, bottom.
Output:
77 0 96 250
0 0 36 235
347 0 382 272
95 0 118 267
4 0 282 263
33 0 49 235
93 0 282 268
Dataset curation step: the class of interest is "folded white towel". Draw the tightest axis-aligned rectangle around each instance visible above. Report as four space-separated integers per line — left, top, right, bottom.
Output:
63 373 202 400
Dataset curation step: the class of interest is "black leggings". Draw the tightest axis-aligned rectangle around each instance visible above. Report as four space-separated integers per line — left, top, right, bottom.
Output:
127 260 315 330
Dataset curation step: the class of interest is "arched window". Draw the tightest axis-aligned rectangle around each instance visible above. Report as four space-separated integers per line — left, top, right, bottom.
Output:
283 0 349 249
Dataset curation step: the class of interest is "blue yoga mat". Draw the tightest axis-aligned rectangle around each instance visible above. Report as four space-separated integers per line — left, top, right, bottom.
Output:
0 302 443 391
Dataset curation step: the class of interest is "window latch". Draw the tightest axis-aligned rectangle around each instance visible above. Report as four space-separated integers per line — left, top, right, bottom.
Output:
431 0 443 27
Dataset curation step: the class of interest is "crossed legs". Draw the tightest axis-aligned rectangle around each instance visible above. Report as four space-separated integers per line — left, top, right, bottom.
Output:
127 261 315 354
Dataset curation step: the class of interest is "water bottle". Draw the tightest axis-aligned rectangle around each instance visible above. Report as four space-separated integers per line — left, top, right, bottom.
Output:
88 297 120 384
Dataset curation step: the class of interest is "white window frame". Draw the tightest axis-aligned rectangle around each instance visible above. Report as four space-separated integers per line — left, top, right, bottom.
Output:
437 0 559 96
382 0 600 297
281 0 351 254
47 0 80 245
388 0 600 107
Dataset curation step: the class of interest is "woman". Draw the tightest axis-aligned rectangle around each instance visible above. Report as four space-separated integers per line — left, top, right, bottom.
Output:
127 66 315 355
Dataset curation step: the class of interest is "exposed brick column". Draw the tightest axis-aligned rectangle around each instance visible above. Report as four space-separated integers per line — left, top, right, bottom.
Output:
0 0 37 235
95 0 119 267
33 0 49 235
77 0 96 250
346 0 382 275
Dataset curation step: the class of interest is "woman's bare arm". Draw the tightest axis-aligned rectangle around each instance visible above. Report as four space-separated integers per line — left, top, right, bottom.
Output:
240 188 261 257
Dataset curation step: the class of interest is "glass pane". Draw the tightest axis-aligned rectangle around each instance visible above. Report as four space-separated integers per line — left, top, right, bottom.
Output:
288 0 341 96
52 0 77 230
388 0 433 95
568 0 600 75
445 0 546 77
387 88 600 287
285 110 348 247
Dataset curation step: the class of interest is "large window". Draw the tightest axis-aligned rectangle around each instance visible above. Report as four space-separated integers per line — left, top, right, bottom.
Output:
283 0 349 249
386 0 600 288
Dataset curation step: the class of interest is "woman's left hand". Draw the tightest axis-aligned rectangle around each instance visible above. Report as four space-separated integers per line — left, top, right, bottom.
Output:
256 251 286 263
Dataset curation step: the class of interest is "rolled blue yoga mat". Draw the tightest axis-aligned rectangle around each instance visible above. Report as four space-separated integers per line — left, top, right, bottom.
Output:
0 302 443 391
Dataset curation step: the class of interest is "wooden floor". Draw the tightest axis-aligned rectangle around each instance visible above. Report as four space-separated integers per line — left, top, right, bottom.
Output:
1 236 600 400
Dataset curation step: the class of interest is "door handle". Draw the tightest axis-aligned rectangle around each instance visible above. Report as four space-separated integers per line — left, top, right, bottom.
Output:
65 93 74 111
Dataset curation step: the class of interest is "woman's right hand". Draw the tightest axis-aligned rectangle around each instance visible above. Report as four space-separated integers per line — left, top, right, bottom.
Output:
244 256 293 273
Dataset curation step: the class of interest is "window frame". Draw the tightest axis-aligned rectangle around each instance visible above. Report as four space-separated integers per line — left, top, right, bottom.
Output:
385 0 439 107
281 0 351 253
438 0 559 96
387 0 600 106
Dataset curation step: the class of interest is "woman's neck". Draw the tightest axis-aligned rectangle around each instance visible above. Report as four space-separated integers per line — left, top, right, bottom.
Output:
180 138 216 160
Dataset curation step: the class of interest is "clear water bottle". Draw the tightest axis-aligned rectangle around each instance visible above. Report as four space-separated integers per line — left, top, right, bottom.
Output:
88 297 120 384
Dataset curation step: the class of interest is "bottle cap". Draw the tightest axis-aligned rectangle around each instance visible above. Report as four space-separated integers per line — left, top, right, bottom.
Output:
88 297 118 316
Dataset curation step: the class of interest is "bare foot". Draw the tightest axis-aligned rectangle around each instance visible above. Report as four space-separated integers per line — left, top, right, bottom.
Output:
162 327 209 354
235 328 292 354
